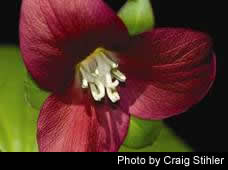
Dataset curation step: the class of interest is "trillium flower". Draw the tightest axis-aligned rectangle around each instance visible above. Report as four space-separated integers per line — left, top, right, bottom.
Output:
20 0 216 152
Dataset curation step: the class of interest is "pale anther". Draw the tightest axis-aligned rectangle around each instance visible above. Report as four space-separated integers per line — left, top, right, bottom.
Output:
111 69 127 82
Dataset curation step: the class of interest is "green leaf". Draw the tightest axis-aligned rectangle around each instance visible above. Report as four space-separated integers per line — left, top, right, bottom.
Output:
24 73 49 111
118 0 155 36
119 123 193 152
0 46 38 152
122 116 163 149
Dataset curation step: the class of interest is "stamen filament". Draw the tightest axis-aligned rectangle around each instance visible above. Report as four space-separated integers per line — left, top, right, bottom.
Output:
100 53 118 68
89 83 101 101
80 67 89 88
105 74 119 88
82 79 88 89
111 69 127 82
94 80 105 99
107 88 120 103
78 48 126 103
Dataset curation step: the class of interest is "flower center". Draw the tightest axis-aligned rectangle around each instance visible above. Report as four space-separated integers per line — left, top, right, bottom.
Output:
77 48 126 103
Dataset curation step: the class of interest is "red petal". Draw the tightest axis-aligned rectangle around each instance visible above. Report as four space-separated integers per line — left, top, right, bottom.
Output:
119 28 213 76
20 0 129 91
37 89 130 152
117 28 216 120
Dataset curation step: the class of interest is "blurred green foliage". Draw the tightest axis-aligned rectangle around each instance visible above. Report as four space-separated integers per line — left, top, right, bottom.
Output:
118 0 155 35
120 125 192 152
0 46 38 152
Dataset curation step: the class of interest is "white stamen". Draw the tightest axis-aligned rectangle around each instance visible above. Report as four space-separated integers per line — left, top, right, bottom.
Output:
89 83 101 101
94 80 105 99
82 79 88 89
79 49 126 103
111 69 127 82
111 80 119 88
95 69 99 75
107 88 120 103
80 67 89 88
105 74 119 88
101 53 118 68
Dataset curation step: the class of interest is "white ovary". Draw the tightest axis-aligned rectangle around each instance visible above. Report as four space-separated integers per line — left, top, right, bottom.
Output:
79 50 126 103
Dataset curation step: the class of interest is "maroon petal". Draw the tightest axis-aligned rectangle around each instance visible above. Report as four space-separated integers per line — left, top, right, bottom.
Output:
117 28 216 120
20 0 129 91
37 88 130 152
119 28 213 75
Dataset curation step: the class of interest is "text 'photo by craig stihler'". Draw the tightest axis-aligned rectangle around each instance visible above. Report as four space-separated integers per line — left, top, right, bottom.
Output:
118 155 225 167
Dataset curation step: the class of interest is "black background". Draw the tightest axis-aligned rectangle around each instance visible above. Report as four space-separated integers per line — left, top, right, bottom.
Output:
0 0 227 152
